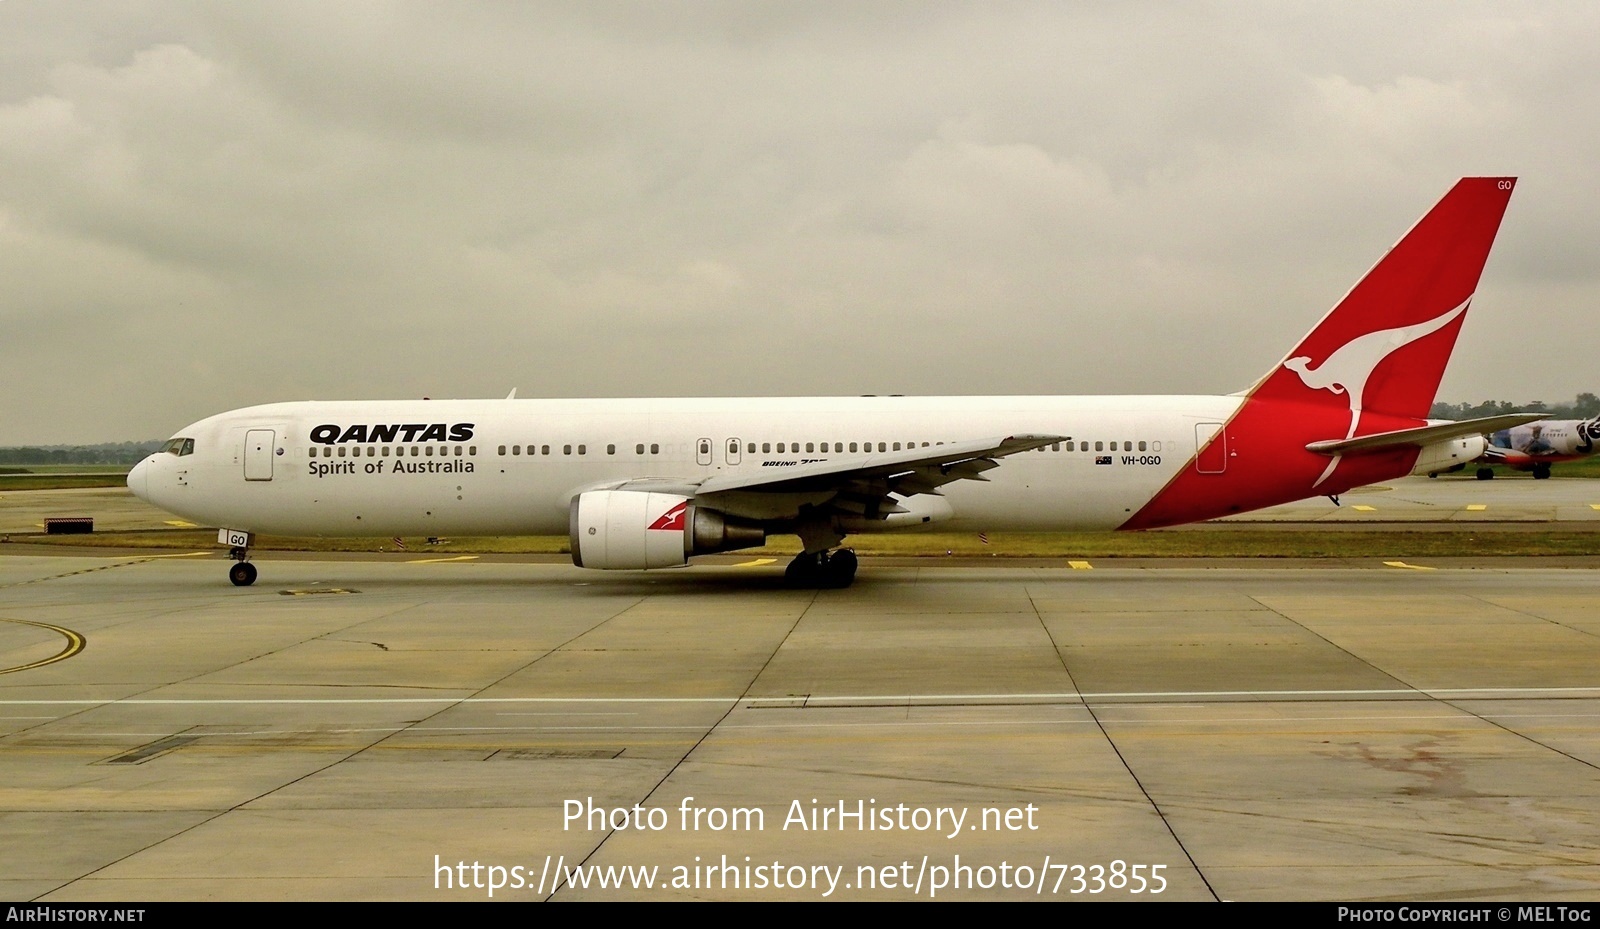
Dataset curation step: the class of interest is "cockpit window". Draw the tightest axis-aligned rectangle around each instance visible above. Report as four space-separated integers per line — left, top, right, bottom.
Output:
162 438 195 457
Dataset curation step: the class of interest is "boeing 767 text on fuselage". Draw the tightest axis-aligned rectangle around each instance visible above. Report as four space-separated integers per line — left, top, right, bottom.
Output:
129 177 1534 588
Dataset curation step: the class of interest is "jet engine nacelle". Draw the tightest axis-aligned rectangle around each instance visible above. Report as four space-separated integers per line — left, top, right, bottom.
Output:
568 490 766 570
1410 435 1487 476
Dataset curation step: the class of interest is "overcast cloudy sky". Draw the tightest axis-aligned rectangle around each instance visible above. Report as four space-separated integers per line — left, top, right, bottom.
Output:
3 2 1596 443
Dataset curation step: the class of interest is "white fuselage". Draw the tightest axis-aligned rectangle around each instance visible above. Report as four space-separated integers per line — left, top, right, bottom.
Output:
129 395 1242 538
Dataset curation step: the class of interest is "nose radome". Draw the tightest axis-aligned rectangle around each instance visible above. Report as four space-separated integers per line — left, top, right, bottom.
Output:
127 458 149 501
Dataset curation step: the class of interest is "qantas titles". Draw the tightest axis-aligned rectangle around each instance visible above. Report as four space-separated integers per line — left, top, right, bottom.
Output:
310 423 475 445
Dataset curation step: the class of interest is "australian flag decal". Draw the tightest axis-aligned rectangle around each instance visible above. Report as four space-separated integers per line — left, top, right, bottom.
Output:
1095 455 1113 465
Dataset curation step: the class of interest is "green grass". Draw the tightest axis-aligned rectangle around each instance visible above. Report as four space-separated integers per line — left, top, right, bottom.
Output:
1461 456 1600 480
1549 456 1600 479
14 528 1600 558
758 530 1600 558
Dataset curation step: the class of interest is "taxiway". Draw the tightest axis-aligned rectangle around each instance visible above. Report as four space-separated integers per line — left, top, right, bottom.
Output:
1 549 1598 900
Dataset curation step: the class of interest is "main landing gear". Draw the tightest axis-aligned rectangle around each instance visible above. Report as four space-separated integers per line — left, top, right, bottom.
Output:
785 549 858 588
227 545 257 587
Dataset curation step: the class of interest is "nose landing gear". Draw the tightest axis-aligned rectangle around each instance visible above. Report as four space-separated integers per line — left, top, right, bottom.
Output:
228 560 258 587
226 539 257 587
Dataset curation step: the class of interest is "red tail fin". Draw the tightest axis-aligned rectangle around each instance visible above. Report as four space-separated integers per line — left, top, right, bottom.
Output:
1124 178 1516 529
1251 177 1516 423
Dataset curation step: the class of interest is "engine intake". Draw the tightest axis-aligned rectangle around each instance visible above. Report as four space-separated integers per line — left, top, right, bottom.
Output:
569 491 766 570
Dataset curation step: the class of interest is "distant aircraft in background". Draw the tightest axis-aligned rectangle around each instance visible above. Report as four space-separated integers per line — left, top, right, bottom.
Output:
1472 417 1600 479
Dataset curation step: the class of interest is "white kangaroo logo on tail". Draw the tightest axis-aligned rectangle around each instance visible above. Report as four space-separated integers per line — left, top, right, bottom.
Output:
1284 298 1470 487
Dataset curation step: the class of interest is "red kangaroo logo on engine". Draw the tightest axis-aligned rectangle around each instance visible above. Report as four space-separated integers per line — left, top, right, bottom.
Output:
647 502 688 531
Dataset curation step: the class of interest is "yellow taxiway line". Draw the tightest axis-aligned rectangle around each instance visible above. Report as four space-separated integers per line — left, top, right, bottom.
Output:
0 618 86 675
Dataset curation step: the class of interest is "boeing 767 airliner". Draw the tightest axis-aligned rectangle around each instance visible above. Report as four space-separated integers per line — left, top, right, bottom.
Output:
129 177 1532 588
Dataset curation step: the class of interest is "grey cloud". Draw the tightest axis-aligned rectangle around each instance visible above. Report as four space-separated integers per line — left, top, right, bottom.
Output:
1 2 1596 442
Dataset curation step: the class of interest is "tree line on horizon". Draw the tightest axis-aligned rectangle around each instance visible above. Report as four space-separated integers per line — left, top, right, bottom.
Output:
1430 393 1599 421
0 441 163 466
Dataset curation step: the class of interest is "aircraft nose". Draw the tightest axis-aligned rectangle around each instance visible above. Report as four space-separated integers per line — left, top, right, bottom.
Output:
127 458 150 501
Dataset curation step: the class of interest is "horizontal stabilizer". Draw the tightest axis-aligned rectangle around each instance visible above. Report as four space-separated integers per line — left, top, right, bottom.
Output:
1306 413 1545 456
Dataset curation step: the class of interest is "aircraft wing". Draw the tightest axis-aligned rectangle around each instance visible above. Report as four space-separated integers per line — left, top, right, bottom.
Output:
612 434 1065 522
1305 413 1544 456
